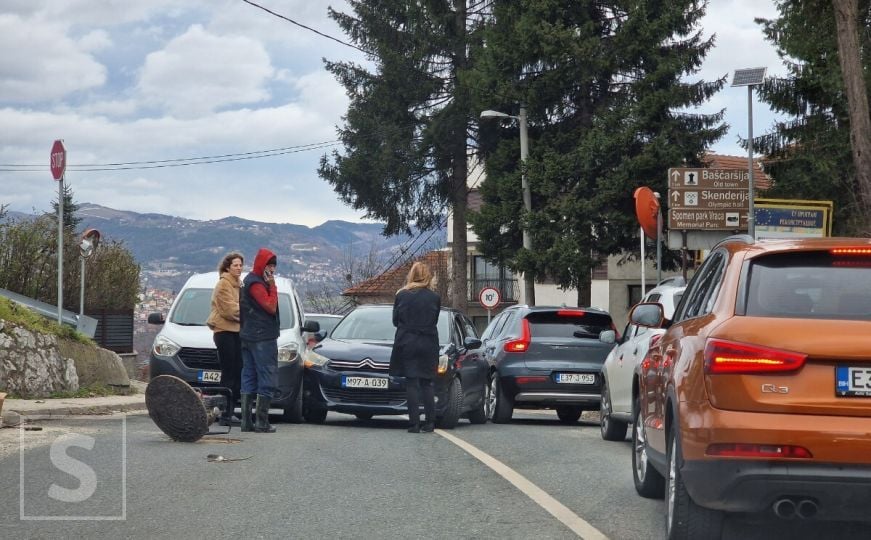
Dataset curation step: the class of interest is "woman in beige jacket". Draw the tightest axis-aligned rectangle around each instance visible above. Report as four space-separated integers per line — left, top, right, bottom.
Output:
206 252 243 425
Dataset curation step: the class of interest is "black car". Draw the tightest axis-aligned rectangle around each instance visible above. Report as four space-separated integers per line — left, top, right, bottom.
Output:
480 305 617 424
302 304 487 428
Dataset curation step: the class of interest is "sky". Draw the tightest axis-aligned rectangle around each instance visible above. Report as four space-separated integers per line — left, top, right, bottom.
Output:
0 0 787 227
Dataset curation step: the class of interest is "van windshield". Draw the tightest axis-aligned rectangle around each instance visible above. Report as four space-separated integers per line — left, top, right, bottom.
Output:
170 288 295 329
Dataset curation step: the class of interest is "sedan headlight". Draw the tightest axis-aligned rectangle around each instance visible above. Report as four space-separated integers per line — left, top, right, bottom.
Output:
153 335 181 357
278 342 300 363
304 349 330 369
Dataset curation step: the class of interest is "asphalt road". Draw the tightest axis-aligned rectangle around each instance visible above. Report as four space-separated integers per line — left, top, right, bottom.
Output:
0 411 865 539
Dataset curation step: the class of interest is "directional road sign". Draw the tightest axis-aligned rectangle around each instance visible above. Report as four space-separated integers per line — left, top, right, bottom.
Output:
667 168 751 231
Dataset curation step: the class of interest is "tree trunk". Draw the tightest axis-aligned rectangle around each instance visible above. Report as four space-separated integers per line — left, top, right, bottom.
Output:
576 274 592 307
832 0 871 232
449 0 469 312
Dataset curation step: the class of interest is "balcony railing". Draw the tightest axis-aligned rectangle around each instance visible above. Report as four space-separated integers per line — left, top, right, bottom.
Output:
468 279 519 304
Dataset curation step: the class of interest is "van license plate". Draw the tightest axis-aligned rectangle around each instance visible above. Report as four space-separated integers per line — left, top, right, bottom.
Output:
556 373 595 384
836 366 871 397
198 370 221 383
342 376 388 389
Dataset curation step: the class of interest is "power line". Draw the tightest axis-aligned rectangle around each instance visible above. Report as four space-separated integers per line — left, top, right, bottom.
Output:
240 0 369 54
0 141 340 172
352 165 487 294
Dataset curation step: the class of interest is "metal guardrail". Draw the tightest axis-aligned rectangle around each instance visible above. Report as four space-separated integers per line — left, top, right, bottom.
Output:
468 279 519 303
0 288 98 338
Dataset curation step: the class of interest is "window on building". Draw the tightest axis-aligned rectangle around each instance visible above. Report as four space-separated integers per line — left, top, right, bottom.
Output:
628 285 644 308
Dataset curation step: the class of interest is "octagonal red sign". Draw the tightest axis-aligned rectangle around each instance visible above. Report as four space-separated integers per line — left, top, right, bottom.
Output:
50 139 66 181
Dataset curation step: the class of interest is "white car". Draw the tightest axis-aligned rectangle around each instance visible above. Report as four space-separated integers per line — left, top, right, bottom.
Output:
599 279 686 441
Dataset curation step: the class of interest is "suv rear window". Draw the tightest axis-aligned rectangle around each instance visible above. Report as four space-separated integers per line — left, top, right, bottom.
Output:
745 252 871 320
526 310 613 339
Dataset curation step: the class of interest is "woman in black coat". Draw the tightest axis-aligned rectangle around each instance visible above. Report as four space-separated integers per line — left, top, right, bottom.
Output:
389 261 441 433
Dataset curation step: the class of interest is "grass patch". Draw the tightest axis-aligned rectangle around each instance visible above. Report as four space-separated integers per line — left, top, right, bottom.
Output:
0 297 94 345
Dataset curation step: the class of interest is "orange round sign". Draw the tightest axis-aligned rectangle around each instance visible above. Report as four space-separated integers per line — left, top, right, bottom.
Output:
634 187 660 240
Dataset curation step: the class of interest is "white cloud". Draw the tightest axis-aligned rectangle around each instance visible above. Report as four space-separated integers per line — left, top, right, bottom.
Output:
0 14 106 102
137 24 275 117
77 30 112 53
6 0 210 27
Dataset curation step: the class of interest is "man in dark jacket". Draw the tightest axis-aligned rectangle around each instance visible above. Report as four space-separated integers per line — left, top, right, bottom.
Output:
239 248 280 433
390 262 441 433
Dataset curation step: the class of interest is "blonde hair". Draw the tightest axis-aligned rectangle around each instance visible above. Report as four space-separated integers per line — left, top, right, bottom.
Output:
400 261 433 292
218 251 244 273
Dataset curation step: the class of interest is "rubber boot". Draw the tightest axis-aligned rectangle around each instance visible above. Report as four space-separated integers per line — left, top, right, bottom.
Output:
218 396 241 426
254 394 276 433
240 393 254 432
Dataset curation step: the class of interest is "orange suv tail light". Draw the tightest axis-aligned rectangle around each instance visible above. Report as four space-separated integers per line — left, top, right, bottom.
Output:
504 319 531 353
704 338 807 374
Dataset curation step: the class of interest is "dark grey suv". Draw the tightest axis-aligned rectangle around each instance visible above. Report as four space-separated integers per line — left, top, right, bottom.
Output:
480 305 617 423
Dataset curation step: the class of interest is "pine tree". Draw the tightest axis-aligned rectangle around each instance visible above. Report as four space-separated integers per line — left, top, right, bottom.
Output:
319 1 486 310
754 0 871 234
47 183 82 232
470 0 726 304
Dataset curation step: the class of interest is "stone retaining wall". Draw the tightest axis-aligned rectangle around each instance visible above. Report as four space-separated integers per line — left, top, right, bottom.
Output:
0 320 131 398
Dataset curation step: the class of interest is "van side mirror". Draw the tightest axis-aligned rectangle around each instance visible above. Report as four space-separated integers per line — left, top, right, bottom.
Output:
147 313 165 325
301 320 320 333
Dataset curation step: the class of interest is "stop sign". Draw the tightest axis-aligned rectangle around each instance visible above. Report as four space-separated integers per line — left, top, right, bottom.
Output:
50 139 66 180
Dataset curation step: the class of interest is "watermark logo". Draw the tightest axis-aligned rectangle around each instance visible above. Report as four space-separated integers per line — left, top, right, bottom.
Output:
20 416 126 521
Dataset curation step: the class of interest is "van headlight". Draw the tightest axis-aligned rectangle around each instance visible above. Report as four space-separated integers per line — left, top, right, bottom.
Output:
304 349 330 369
279 343 300 363
153 335 181 357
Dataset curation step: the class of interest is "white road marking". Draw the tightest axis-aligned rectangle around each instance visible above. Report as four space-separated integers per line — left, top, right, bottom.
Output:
436 429 609 540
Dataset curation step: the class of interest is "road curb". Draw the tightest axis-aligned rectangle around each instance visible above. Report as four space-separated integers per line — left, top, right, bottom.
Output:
1 400 148 424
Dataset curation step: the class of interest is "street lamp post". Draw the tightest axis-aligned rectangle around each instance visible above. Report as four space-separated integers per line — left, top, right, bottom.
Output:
481 106 535 305
732 67 767 238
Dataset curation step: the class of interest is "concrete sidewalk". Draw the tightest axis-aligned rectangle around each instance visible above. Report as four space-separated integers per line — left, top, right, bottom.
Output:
1 382 147 425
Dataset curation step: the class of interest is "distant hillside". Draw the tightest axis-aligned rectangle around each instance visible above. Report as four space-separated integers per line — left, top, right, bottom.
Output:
67 204 446 293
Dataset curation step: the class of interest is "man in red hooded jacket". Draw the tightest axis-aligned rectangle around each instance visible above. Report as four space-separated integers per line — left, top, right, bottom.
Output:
239 248 280 433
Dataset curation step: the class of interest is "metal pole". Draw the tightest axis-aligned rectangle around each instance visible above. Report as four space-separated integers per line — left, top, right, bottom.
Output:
747 85 756 238
519 106 534 306
655 193 662 285
80 256 85 317
640 226 646 297
57 177 63 324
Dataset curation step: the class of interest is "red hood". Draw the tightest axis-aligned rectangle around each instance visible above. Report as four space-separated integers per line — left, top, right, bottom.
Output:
251 248 276 276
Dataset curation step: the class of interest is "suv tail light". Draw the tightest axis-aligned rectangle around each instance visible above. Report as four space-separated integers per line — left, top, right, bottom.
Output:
704 339 807 374
830 247 871 256
504 319 531 353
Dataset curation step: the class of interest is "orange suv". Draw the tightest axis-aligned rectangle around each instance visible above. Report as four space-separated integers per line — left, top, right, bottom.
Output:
629 236 871 538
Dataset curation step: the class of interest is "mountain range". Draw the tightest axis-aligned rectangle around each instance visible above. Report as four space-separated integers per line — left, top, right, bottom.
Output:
8 204 446 293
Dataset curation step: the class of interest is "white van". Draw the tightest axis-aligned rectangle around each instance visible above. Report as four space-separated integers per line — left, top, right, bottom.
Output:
148 271 316 422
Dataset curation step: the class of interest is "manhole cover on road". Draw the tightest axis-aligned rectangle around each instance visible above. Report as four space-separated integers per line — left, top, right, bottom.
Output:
146 375 209 442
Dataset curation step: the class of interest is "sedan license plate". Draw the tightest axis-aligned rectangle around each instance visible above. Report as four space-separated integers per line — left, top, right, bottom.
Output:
556 373 595 385
198 370 221 383
836 366 871 397
342 376 388 390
